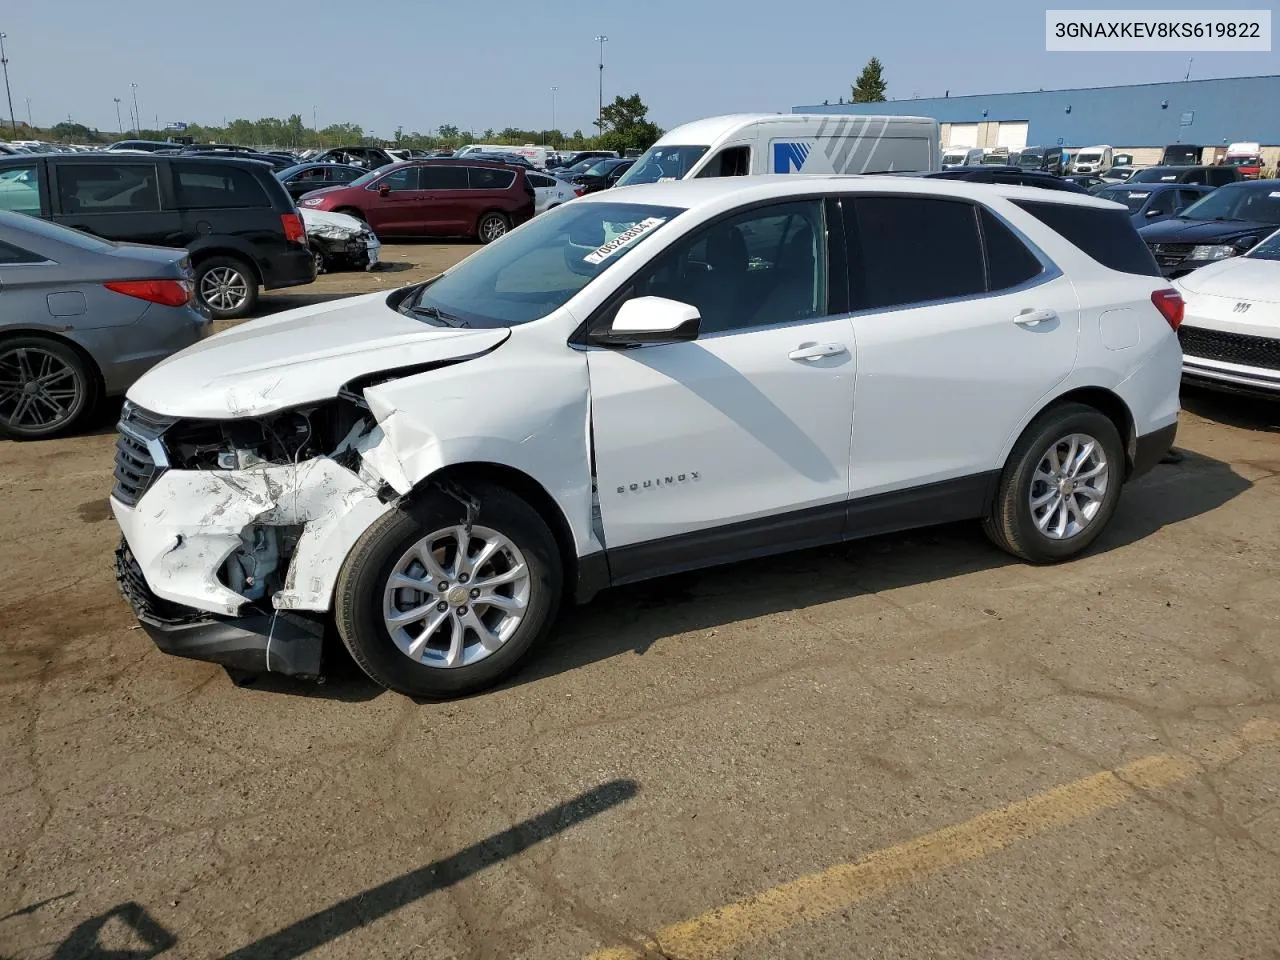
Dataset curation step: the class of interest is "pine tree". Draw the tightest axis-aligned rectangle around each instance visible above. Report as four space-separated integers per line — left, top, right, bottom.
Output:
851 57 888 103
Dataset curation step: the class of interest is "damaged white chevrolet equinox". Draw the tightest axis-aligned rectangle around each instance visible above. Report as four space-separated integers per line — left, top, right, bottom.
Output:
111 176 1183 698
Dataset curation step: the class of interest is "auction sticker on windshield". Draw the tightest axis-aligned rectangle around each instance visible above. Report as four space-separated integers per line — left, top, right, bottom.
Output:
584 217 666 265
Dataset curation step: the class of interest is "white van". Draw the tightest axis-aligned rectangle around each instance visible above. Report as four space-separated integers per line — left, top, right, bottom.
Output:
1072 145 1113 175
454 144 551 168
941 146 983 168
615 113 938 186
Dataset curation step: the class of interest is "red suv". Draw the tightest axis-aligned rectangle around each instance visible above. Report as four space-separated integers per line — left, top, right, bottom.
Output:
297 159 535 243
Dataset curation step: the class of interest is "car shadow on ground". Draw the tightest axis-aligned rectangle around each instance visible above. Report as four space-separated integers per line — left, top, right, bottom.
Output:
253 292 350 316
1182 386 1280 433
254 445 1251 703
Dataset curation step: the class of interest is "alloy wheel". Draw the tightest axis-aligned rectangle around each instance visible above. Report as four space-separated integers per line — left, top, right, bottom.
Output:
0 345 83 435
382 524 531 668
480 215 508 243
199 266 250 313
1029 432 1109 539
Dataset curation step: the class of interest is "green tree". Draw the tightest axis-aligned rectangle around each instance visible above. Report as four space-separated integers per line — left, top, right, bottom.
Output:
595 94 662 153
437 124 459 140
851 57 888 103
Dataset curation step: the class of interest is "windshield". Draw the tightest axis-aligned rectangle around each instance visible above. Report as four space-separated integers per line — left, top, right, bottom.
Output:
1130 168 1182 183
1018 153 1045 168
583 159 620 177
405 201 684 327
348 164 398 187
1246 229 1280 260
1178 185 1280 223
615 145 709 186
1097 187 1152 213
1077 153 1102 163
942 153 967 165
1225 155 1262 166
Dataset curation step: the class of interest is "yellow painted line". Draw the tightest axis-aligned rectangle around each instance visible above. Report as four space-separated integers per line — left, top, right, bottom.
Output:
590 720 1280 960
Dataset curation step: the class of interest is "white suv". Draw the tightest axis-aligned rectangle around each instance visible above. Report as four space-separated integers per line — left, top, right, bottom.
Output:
110 177 1183 697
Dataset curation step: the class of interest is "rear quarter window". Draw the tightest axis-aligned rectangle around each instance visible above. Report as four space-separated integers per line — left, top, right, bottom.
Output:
1012 200 1161 277
174 162 271 209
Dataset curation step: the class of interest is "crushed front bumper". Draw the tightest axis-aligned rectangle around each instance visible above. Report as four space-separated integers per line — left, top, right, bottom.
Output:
115 542 325 678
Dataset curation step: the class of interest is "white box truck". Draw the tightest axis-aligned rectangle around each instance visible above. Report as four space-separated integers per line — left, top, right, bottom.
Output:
615 113 939 186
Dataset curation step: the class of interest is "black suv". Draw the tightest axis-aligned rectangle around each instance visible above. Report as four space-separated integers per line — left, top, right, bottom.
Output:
0 153 314 319
1128 165 1242 188
919 166 1088 193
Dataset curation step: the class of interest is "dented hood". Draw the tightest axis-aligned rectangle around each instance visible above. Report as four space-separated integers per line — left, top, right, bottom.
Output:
127 291 509 419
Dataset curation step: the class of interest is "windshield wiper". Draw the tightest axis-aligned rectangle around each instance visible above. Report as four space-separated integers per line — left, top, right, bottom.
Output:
408 304 469 328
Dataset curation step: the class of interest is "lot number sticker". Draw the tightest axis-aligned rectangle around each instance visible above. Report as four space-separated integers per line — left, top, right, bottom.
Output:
584 217 666 264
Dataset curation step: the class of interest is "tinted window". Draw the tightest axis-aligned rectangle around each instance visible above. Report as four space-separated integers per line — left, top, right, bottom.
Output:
526 173 555 189
981 208 1044 290
1012 200 1161 276
175 163 270 209
696 146 750 178
631 200 827 334
0 164 41 214
418 166 468 190
1096 186 1150 213
58 162 160 213
468 167 516 190
1183 169 1207 185
331 167 360 183
375 166 420 191
847 197 985 309
0 239 44 264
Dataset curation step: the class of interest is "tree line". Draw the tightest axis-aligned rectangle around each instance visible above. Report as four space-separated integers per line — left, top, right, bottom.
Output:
1 94 665 154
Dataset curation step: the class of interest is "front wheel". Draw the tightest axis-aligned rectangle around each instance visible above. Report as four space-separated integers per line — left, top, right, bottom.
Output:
983 403 1125 563
334 483 562 698
476 211 510 244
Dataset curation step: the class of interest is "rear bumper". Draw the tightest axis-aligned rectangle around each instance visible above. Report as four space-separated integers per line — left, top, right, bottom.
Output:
1131 421 1178 479
76 304 211 396
261 247 317 290
1182 357 1280 396
115 542 325 678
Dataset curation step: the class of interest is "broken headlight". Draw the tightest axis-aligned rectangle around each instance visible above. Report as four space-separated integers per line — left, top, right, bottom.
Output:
163 400 370 470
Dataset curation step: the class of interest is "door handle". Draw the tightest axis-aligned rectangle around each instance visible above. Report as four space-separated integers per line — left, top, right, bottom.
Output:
788 342 847 361
1014 308 1058 327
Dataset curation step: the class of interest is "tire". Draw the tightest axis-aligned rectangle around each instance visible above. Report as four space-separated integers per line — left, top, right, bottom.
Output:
0 336 98 440
334 482 562 698
194 255 259 320
983 402 1125 563
476 211 510 244
310 246 327 275
335 207 366 223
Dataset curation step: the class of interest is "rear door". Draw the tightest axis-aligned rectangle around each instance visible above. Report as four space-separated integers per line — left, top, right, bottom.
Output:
50 159 182 246
417 165 470 235
172 159 278 254
842 194 1080 499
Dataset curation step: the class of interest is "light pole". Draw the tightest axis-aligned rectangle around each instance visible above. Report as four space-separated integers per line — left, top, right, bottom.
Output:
550 85 559 141
593 35 608 135
113 98 123 134
25 96 31 128
312 105 317 146
130 82 139 135
0 33 16 137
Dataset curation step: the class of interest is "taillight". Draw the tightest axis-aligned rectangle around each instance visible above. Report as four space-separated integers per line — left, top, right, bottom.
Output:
104 279 192 307
573 186 585 197
1151 288 1184 331
281 212 306 245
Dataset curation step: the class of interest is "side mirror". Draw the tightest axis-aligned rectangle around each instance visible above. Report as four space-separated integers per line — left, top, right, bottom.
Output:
1236 235 1260 251
591 296 701 347
1145 208 1162 217
378 184 391 197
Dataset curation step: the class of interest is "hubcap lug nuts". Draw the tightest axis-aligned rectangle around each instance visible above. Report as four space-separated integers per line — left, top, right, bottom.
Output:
470 588 480 599
459 573 469 583
458 606 469 616
436 601 448 612
438 582 449 591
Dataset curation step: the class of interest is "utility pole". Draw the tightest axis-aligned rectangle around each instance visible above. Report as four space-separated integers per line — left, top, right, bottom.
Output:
25 96 31 128
130 82 139 135
0 33 17 137
550 86 559 141
113 97 123 133
594 35 608 135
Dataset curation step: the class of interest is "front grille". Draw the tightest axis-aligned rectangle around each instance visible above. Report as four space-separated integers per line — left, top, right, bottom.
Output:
1150 242 1194 266
112 403 175 506
1179 325 1280 372
114 540 204 623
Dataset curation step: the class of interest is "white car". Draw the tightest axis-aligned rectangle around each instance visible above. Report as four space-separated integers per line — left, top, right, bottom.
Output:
110 176 1183 697
526 171 580 215
1175 228 1280 394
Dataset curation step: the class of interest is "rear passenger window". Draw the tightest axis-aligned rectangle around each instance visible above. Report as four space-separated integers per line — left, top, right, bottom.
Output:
175 163 270 209
1012 200 1161 277
526 174 554 189
57 162 160 213
0 164 41 215
468 167 516 190
419 166 468 190
846 197 986 309
980 208 1044 290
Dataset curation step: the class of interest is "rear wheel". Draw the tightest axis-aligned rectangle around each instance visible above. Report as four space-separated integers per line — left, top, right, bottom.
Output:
334 482 562 698
983 403 1125 563
195 255 258 320
477 211 510 244
0 336 98 440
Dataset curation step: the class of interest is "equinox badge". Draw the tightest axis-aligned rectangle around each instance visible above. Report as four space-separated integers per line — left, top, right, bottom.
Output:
618 472 700 494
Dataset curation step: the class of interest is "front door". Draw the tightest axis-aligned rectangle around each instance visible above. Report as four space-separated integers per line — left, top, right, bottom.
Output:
50 160 182 246
364 165 424 235
840 195 1079 499
587 198 856 580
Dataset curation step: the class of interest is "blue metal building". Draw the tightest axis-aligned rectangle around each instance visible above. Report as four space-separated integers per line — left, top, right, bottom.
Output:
793 75 1280 149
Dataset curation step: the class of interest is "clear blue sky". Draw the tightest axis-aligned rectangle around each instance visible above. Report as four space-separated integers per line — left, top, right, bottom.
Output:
5 0 1276 136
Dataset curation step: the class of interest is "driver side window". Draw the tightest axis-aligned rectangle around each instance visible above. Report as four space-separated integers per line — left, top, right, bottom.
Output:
628 200 827 336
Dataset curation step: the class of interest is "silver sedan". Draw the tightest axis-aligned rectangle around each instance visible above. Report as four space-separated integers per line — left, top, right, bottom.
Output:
0 211 210 439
